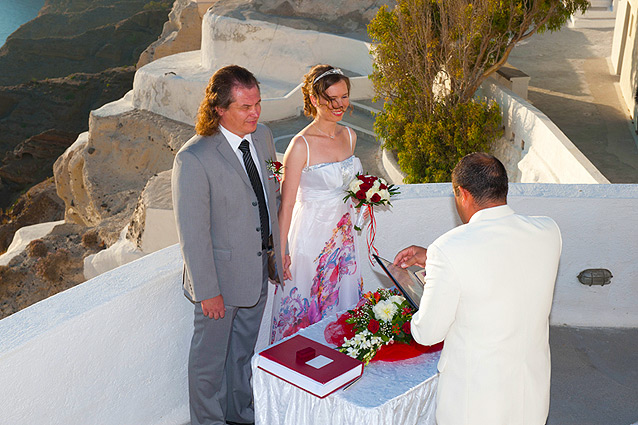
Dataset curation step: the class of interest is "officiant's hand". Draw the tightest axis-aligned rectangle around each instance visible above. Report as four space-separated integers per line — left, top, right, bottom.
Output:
394 245 427 269
283 254 292 280
201 295 226 320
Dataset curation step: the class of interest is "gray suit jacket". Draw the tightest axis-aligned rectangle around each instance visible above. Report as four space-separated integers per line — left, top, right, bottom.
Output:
172 123 284 307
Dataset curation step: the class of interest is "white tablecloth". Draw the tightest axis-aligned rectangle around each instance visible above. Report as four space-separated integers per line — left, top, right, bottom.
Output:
251 313 440 425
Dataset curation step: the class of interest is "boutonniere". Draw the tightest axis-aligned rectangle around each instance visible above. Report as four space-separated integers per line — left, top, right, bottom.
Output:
265 159 283 183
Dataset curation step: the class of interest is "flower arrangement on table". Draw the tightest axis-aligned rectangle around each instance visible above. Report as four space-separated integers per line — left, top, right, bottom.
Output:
324 288 440 365
344 174 399 264
266 159 284 184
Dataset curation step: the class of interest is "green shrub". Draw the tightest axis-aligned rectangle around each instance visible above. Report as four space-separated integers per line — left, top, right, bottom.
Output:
378 99 502 183
368 0 588 183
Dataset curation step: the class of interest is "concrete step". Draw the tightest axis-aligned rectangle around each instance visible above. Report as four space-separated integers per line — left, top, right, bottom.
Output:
589 0 612 8
343 104 378 138
570 5 617 28
575 7 615 18
569 17 617 28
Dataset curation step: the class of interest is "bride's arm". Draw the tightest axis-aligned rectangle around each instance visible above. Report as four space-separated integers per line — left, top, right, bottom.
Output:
278 136 307 280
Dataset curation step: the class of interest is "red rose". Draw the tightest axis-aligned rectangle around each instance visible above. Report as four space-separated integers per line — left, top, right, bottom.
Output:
370 193 381 203
274 161 283 170
402 321 411 334
380 183 387 190
356 190 367 200
367 319 380 333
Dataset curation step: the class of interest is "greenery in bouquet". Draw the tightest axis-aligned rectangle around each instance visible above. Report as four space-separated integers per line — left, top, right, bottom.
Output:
338 288 415 364
265 159 284 183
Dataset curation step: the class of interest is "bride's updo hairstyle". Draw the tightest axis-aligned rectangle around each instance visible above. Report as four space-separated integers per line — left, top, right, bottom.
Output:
302 64 351 118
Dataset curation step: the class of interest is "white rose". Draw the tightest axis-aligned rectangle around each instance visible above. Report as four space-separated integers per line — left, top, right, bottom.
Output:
372 179 381 190
365 187 378 202
379 189 391 202
349 179 362 193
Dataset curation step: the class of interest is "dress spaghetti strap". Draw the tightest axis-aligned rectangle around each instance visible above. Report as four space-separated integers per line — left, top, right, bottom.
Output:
300 135 310 167
346 127 353 154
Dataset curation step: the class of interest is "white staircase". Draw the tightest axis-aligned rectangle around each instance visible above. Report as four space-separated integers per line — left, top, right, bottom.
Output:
570 0 617 28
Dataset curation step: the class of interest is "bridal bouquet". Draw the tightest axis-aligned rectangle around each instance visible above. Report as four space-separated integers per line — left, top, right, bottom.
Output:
343 173 399 263
334 288 415 364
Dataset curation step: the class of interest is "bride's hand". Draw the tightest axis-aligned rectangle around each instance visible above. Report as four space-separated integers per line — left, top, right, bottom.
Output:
283 254 292 280
355 206 370 218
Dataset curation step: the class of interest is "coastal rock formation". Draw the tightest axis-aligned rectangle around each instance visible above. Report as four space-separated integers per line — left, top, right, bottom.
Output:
53 95 193 245
0 0 170 212
0 130 76 185
83 169 177 280
0 178 65 253
212 0 392 35
137 0 204 67
0 1 170 87
0 221 103 320
0 67 138 210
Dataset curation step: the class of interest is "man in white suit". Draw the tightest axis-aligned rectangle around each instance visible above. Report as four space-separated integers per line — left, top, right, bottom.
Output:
172 65 284 425
394 152 562 425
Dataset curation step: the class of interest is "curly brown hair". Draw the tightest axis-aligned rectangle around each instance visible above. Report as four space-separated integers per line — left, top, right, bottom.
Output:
195 65 260 136
302 64 351 118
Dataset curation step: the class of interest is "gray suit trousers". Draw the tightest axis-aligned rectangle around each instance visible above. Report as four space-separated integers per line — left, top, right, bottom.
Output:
188 254 268 425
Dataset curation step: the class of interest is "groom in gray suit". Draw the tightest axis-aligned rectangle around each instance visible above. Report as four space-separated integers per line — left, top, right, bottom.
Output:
172 65 284 425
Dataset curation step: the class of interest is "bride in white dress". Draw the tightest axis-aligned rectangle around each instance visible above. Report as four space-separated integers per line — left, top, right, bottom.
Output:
270 65 363 343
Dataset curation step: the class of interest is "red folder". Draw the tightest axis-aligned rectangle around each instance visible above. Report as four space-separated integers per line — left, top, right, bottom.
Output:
257 334 364 398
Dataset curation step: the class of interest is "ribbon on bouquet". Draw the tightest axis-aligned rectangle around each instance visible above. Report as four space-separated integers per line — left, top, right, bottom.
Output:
355 204 379 266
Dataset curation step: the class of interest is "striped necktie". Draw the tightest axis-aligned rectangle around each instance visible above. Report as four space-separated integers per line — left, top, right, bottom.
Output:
239 139 270 249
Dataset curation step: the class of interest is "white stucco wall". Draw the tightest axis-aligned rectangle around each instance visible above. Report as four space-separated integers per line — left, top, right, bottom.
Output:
0 246 191 425
201 13 373 83
611 0 638 115
0 183 636 424
366 183 638 327
482 81 610 184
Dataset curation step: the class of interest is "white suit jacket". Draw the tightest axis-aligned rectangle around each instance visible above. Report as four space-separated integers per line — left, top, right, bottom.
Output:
411 205 562 425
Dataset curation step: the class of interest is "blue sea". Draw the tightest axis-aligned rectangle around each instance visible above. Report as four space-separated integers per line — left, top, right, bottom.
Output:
0 0 45 47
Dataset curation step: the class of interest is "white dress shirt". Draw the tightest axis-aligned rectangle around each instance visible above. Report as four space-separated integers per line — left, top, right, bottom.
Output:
219 124 271 225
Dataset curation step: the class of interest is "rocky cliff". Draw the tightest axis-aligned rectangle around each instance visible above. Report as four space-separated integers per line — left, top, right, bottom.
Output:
0 0 171 319
0 0 171 86
0 0 170 212
0 67 138 214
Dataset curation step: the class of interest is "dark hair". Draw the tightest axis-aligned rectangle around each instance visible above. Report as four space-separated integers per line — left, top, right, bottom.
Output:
196 65 260 136
302 64 351 118
451 152 508 205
